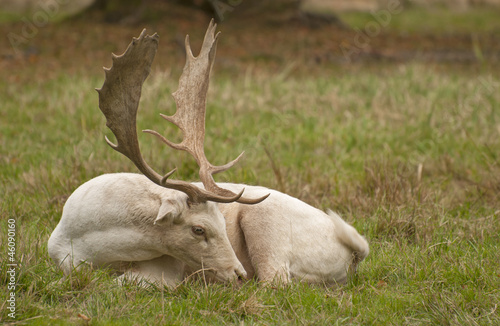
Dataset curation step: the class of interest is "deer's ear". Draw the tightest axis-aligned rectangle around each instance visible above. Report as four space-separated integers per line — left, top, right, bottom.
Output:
154 200 182 226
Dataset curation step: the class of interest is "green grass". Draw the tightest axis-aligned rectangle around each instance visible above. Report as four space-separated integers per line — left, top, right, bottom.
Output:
1 16 500 324
337 6 500 34
2 63 499 325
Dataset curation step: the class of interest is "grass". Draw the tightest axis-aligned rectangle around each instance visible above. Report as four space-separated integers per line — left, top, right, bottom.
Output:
336 6 500 34
1 8 500 325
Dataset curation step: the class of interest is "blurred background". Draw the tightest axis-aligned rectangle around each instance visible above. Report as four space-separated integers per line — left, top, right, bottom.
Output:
1 0 499 83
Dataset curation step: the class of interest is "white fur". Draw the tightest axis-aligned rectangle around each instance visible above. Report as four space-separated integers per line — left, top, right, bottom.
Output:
48 173 246 286
48 173 369 286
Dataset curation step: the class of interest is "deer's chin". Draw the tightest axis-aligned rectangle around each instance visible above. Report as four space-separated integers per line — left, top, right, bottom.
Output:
186 266 245 283
212 267 247 283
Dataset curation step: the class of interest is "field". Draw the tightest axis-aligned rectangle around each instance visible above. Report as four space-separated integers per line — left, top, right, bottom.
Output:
1 3 500 325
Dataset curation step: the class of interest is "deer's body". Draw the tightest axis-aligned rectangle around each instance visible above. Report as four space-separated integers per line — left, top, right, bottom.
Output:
49 173 368 285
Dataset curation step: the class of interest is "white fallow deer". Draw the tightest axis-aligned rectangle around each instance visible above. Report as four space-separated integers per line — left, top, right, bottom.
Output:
49 21 369 288
48 20 268 287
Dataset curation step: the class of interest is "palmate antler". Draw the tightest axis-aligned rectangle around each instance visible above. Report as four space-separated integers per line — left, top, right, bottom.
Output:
96 20 268 205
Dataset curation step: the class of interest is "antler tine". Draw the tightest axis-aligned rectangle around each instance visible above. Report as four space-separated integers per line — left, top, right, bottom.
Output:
145 19 268 205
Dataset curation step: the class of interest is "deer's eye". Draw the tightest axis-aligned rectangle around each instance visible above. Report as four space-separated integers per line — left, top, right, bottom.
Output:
191 226 205 236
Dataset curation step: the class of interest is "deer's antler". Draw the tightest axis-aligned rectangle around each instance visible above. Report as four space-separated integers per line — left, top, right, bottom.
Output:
146 20 268 204
97 22 268 205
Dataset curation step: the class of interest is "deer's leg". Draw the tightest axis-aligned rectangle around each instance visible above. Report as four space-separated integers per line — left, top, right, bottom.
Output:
239 209 291 284
118 255 185 288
